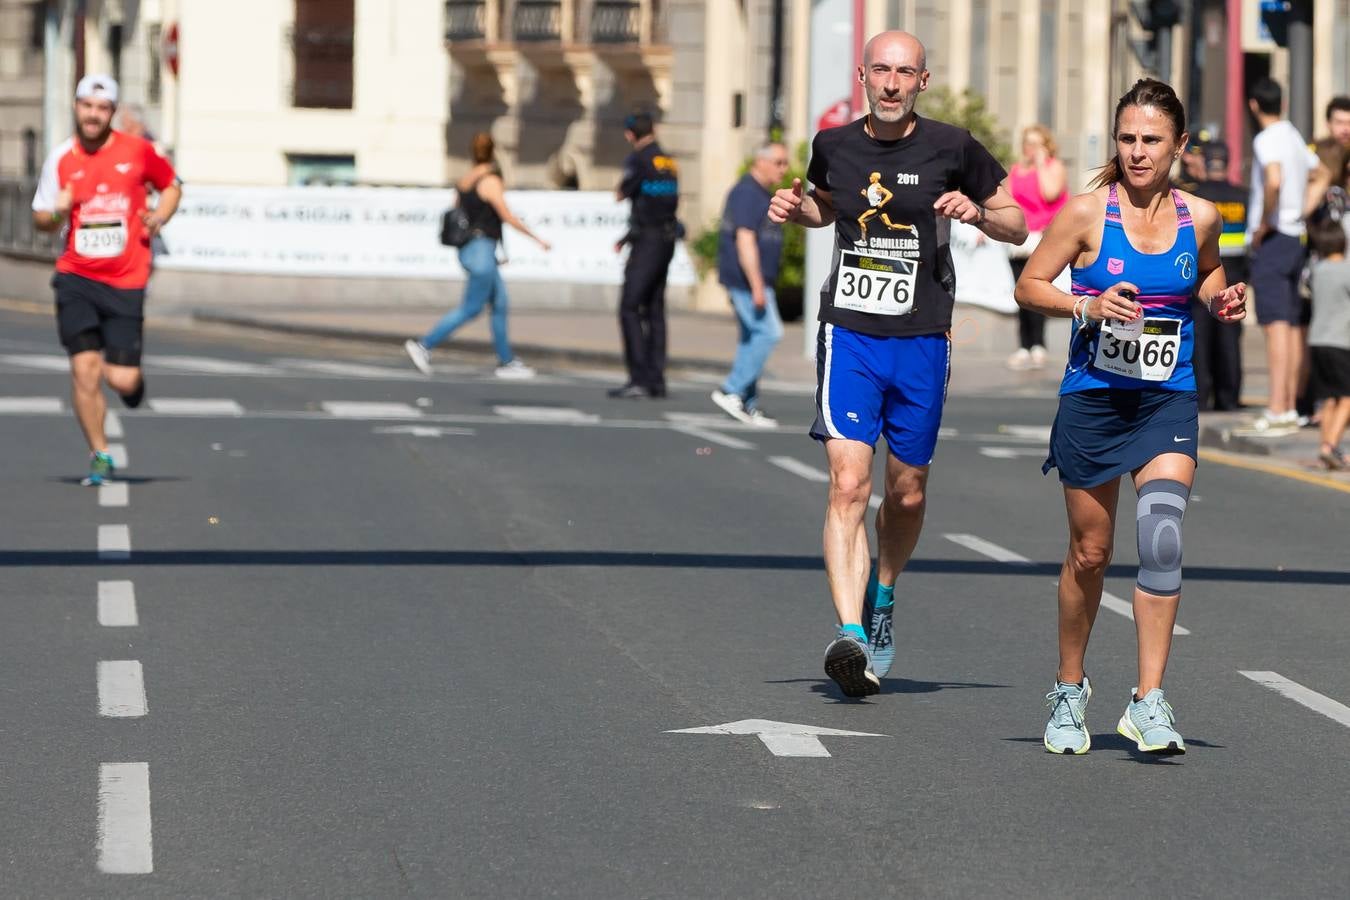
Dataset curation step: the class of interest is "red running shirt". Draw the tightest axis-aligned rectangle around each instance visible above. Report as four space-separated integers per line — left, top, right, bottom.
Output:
32 132 178 289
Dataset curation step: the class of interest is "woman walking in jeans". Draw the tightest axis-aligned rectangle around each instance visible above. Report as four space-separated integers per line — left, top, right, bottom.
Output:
405 133 551 379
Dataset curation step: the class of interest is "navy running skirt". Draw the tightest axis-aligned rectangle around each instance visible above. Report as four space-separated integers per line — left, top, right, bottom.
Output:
1043 388 1198 488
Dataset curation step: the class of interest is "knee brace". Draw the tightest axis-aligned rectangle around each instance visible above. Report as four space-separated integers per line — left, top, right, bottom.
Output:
1136 479 1188 595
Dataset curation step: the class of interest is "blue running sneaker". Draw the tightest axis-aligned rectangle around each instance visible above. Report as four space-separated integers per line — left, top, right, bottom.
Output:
1117 688 1186 754
1043 676 1092 754
83 450 115 487
867 599 894 679
823 633 880 698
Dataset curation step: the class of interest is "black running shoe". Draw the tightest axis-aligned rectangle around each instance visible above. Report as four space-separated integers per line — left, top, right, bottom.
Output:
120 376 145 409
823 634 880 698
607 383 647 399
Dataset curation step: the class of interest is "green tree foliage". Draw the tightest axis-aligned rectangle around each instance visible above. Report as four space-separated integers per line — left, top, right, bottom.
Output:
917 86 1013 165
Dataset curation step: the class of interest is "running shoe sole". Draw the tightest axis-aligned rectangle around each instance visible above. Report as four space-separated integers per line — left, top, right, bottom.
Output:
824 639 880 698
1116 714 1186 754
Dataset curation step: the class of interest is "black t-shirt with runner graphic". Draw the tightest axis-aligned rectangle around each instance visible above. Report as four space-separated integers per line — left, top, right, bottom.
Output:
807 116 1006 337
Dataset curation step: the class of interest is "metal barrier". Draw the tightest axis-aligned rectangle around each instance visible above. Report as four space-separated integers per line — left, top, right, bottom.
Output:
0 179 60 260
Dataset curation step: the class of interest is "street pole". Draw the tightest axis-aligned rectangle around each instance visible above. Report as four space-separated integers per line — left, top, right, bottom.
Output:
1224 0 1243 185
1155 18 1172 83
769 0 785 137
1287 0 1314 140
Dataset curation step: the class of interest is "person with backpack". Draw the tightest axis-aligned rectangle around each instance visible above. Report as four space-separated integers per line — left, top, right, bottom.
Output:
405 132 551 379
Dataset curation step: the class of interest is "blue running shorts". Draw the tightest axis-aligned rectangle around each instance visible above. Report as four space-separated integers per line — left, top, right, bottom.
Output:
810 323 951 465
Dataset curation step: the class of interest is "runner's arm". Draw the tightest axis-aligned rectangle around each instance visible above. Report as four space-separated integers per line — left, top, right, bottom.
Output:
768 179 835 228
974 182 1027 245
1189 196 1247 322
1014 193 1138 323
142 181 182 237
31 150 70 232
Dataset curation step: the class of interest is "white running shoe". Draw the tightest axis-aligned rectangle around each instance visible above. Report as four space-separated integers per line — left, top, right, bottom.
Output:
495 359 537 380
1029 345 1048 369
404 339 433 376
710 389 754 425
1006 348 1032 370
745 408 779 428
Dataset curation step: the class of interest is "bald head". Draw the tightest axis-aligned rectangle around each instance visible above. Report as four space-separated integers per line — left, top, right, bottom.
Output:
863 31 927 73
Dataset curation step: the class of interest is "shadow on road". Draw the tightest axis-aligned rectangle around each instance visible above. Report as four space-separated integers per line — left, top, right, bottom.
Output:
0 550 1345 585
769 676 1009 705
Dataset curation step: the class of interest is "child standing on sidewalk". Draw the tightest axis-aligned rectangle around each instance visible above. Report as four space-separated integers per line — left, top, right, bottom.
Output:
1308 222 1350 469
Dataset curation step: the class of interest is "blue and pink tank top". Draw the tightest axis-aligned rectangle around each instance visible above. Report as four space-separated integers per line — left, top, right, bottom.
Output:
1060 183 1199 395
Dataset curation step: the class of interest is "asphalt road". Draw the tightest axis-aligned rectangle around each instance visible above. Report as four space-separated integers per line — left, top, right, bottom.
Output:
1 307 1347 898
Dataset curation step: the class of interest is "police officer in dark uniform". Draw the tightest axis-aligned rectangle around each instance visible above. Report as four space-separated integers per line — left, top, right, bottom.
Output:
1188 141 1248 410
609 112 680 398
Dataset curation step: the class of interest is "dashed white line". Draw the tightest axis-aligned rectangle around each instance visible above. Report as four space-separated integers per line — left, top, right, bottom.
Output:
99 483 129 508
942 533 1189 636
372 425 476 437
98 581 138 627
768 456 830 483
107 443 129 470
97 762 153 874
978 446 1045 459
104 410 124 439
1240 671 1350 729
321 401 423 419
944 533 1032 564
493 405 600 424
147 398 244 416
97 661 147 718
98 525 131 560
146 354 278 375
0 396 62 413
670 424 756 450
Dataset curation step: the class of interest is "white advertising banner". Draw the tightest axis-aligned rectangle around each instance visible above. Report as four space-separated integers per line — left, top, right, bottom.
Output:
156 185 697 285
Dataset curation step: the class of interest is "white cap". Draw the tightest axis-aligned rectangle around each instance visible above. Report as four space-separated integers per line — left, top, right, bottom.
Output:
75 74 119 105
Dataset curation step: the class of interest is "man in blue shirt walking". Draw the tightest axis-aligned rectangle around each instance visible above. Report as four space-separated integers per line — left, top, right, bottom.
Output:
711 142 791 426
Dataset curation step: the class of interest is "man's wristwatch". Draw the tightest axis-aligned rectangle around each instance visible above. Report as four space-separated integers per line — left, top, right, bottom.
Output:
975 204 987 226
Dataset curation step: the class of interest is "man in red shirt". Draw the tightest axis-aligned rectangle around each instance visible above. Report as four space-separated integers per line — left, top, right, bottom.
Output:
32 74 181 485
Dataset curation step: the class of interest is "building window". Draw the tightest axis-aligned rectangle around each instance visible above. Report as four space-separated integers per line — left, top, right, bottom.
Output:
29 1 45 51
445 0 487 40
591 1 640 44
108 23 124 84
513 1 561 42
287 154 357 186
292 0 355 109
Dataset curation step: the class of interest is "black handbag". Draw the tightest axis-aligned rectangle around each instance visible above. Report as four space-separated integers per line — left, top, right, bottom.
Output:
439 205 473 248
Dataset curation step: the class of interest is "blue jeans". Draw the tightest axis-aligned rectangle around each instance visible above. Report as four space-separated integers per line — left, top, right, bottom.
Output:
720 286 784 409
422 236 512 364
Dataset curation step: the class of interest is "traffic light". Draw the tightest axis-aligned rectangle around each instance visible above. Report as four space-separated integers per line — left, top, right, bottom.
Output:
1129 0 1182 76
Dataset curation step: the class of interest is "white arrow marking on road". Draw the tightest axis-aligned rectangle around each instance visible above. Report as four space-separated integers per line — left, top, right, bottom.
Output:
493 405 600 424
667 719 887 757
373 425 476 437
978 446 1045 459
1240 671 1350 729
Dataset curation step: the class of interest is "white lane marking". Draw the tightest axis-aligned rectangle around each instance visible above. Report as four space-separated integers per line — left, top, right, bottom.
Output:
663 411 753 429
768 456 830 483
373 425 476 437
670 424 756 450
145 354 279 375
999 424 1053 441
0 396 63 413
943 534 1189 636
493 405 600 424
98 525 131 560
944 533 1032 564
107 443 129 469
99 483 129 508
0 353 70 371
105 410 124 439
147 398 244 416
97 762 153 874
668 719 886 758
98 661 147 717
1240 671 1350 729
321 401 423 419
937 426 958 439
273 358 410 379
98 581 138 627
979 446 1045 459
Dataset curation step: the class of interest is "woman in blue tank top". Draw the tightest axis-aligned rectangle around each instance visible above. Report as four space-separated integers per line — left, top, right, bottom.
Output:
1013 79 1247 757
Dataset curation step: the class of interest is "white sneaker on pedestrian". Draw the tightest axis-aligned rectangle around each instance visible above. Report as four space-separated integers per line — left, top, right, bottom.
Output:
1252 408 1298 433
711 389 753 424
404 339 433 376
745 408 779 428
1029 345 1048 369
494 359 536 380
1006 348 1032 370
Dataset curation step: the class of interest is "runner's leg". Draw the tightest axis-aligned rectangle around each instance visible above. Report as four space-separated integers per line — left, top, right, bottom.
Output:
69 350 108 453
1057 478 1120 684
874 453 928 586
1130 453 1196 695
823 437 875 629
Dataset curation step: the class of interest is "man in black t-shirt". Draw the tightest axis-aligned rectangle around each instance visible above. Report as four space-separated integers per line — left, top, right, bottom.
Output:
609 112 681 399
769 30 1027 698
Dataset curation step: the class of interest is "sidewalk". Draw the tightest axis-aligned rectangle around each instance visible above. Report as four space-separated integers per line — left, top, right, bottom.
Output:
189 302 1348 491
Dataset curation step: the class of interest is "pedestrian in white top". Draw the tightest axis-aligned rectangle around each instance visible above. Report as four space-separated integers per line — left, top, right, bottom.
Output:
1246 77 1332 431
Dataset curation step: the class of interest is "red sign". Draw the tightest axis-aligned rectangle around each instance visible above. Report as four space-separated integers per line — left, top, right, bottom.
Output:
163 23 179 77
816 99 852 132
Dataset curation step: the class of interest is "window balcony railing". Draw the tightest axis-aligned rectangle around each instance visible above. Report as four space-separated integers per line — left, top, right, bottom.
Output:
513 0 562 42
590 1 640 44
445 0 487 41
